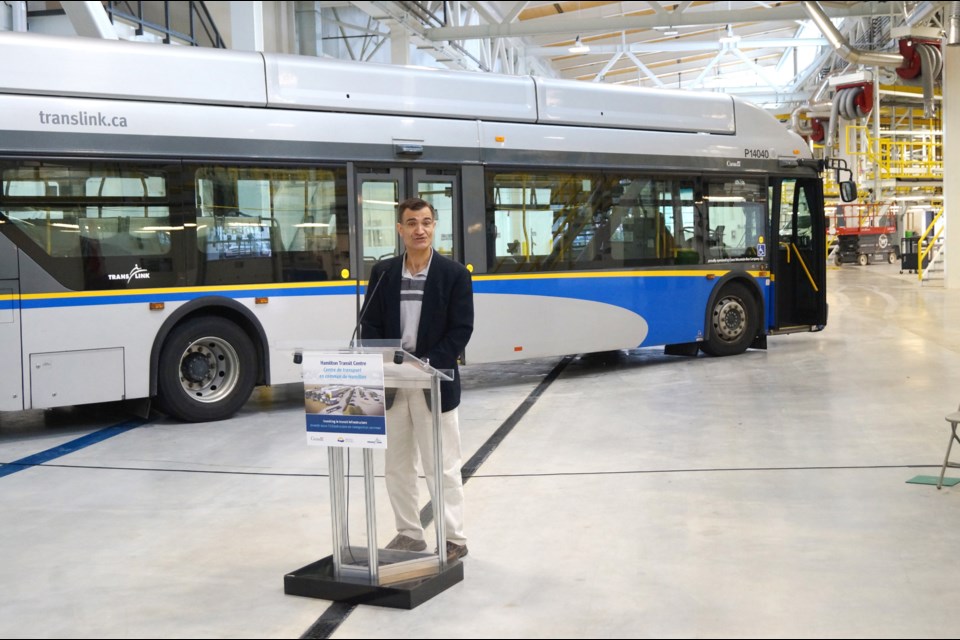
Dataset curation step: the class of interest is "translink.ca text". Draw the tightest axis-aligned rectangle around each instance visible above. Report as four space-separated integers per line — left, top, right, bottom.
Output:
39 110 129 127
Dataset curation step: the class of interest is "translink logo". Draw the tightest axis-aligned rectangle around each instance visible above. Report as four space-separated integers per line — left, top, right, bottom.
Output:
108 264 151 284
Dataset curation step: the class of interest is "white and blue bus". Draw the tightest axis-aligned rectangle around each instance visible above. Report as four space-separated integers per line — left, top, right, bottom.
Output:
0 31 832 422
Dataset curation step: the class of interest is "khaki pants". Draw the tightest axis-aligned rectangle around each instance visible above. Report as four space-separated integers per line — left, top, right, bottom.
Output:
384 387 466 545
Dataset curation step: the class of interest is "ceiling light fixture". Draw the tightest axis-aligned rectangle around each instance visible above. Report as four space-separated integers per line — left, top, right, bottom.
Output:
569 35 590 54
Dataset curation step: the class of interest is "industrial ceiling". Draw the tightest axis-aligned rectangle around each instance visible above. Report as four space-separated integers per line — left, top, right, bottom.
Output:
338 1 950 110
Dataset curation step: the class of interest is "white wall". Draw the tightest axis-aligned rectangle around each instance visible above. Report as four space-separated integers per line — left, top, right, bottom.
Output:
945 42 960 288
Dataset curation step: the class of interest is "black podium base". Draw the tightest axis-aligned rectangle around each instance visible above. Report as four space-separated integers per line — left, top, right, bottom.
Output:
284 555 464 609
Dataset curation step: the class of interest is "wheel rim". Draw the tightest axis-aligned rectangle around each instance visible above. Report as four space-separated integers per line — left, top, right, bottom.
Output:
712 295 747 343
177 335 242 404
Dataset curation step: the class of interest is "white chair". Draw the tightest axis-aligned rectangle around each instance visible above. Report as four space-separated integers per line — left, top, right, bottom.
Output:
937 406 960 489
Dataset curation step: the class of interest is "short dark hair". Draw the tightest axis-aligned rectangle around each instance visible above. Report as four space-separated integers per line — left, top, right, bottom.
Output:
397 197 435 222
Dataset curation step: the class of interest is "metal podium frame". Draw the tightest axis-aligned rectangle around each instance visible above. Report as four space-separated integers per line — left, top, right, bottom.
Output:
284 341 463 609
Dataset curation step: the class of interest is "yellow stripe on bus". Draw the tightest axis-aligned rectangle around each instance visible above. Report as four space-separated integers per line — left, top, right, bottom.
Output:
15 269 771 302
472 269 770 282
20 280 357 301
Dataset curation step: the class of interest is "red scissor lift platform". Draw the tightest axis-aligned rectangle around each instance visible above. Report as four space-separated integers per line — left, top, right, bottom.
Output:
829 203 899 266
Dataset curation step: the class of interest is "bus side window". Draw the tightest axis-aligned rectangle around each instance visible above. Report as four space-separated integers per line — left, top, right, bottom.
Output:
487 171 701 271
193 166 349 285
0 163 174 291
703 178 767 261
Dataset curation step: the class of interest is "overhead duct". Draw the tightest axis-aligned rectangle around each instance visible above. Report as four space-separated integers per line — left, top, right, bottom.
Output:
801 1 903 67
802 1 943 141
790 103 832 138
790 106 814 136
789 61 854 139
803 0 942 92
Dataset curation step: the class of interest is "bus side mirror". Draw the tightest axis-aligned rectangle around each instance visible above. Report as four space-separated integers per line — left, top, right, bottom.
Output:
839 181 857 203
825 158 857 202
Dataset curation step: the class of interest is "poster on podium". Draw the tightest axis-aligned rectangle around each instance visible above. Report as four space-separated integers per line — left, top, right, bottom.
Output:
301 352 387 449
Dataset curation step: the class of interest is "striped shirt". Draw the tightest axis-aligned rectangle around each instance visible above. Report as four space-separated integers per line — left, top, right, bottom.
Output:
400 251 433 353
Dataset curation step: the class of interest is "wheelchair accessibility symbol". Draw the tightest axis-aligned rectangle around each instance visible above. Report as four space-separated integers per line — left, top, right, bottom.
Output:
756 243 766 258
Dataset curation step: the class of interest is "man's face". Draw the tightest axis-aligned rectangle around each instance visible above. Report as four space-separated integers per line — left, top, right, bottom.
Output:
397 206 435 253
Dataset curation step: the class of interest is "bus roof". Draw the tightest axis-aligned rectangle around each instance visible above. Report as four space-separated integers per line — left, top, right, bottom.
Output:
1 31 738 135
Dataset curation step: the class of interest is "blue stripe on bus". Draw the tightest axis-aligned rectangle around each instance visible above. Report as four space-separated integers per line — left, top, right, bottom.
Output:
474 273 730 310
21 284 356 309
474 273 718 303
474 272 769 346
0 418 148 479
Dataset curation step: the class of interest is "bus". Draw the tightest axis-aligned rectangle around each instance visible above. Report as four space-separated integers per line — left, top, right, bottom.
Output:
0 31 834 422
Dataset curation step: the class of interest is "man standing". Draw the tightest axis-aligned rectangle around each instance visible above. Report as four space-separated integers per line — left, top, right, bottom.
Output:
360 197 474 560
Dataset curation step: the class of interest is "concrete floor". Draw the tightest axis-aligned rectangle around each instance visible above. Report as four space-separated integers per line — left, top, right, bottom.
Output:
2 263 960 639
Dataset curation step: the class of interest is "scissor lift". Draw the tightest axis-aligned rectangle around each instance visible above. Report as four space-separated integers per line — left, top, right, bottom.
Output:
829 202 899 266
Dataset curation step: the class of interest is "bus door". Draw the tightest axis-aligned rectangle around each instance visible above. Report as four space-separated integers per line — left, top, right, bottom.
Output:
773 177 827 329
0 233 23 410
354 165 461 298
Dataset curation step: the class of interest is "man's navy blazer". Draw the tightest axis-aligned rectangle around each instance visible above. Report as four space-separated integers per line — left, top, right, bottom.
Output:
360 252 474 413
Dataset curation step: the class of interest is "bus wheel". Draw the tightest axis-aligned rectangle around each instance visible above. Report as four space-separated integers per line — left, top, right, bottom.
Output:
857 253 869 266
888 252 898 264
701 283 758 357
156 317 257 422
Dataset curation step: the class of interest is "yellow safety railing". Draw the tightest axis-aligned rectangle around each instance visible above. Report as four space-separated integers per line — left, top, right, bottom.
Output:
876 137 942 180
918 207 944 282
845 125 942 181
826 233 837 260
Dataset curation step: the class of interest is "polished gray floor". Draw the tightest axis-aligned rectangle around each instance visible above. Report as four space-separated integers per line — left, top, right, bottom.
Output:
2 263 960 639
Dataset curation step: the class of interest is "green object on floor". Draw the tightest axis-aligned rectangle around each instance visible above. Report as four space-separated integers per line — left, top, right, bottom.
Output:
906 475 960 486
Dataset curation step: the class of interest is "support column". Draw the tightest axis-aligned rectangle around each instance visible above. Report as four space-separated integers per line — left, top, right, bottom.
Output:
60 0 118 39
230 0 264 52
390 22 411 65
8 1 27 31
945 42 960 288
294 1 320 57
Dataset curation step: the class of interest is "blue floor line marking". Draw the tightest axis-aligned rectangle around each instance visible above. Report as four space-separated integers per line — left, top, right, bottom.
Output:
0 418 149 479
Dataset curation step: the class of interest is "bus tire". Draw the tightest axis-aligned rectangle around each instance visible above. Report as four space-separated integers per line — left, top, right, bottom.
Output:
888 251 898 264
156 317 257 422
701 282 758 357
857 253 869 266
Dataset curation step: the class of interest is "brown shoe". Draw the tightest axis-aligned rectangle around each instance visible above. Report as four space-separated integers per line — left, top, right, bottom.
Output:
444 541 468 561
385 534 427 552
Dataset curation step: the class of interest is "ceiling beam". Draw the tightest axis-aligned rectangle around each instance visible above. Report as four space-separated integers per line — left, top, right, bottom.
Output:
525 38 829 57
426 2 907 40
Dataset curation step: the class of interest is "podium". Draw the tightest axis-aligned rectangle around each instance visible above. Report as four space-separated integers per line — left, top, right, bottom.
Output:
283 342 462 609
